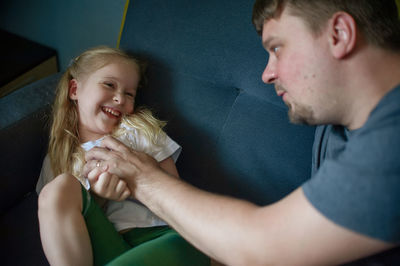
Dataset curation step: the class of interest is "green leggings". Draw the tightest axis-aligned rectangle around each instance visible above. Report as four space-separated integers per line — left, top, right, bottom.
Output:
81 188 210 266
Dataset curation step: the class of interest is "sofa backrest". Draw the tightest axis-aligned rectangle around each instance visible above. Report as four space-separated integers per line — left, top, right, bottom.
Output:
120 0 315 205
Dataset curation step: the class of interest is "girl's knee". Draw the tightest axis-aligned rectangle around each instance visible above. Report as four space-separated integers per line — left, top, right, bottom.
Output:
38 174 82 213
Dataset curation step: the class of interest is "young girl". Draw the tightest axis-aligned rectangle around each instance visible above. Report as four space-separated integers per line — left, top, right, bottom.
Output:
36 46 210 266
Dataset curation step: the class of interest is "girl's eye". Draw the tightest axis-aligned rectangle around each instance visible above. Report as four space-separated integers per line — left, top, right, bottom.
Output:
125 92 135 98
104 82 115 88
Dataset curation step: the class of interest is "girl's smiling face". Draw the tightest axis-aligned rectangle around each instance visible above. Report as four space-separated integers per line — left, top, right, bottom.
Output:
69 60 140 142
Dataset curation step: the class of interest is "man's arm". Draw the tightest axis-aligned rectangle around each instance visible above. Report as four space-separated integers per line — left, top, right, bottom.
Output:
134 175 394 265
85 136 395 265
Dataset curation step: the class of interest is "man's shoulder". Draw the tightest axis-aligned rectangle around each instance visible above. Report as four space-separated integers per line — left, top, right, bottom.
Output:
365 85 400 127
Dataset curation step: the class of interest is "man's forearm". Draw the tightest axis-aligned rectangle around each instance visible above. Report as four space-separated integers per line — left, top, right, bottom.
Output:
134 171 396 266
135 169 263 265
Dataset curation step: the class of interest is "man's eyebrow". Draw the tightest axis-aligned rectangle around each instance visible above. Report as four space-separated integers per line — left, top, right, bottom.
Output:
262 37 273 50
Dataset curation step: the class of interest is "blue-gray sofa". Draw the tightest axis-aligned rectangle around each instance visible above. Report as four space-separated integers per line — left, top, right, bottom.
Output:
1 0 398 265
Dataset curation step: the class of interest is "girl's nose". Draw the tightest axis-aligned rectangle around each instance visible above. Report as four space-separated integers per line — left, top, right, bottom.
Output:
113 92 125 105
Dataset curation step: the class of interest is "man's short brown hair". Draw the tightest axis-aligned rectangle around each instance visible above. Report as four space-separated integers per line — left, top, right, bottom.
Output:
252 0 400 51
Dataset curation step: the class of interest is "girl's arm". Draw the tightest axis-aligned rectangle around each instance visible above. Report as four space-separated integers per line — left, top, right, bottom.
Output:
159 157 180 179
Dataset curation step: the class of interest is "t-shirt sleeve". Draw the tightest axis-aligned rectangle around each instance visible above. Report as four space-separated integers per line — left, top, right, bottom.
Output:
152 134 182 163
303 125 400 243
36 154 55 195
116 125 182 163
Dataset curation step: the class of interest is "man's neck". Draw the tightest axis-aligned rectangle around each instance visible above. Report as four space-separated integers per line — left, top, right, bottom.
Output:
342 47 400 130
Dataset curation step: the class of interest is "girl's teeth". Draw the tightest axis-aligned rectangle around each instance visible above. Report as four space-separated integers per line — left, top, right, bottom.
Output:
103 107 120 117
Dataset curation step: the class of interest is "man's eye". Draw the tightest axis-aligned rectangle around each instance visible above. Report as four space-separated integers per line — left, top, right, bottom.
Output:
272 46 280 54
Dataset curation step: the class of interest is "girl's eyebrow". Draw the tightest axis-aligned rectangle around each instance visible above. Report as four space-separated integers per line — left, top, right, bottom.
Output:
103 76 118 80
102 76 137 92
101 76 126 84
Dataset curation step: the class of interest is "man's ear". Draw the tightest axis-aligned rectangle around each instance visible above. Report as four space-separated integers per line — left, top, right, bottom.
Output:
328 12 357 59
69 79 78 100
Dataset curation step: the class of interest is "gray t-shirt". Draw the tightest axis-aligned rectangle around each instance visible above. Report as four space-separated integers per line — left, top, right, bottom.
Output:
303 85 400 243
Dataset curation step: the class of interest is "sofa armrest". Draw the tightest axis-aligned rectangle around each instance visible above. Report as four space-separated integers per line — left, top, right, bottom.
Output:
0 73 60 214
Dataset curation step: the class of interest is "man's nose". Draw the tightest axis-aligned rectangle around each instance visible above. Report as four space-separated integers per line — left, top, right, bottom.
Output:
261 61 277 84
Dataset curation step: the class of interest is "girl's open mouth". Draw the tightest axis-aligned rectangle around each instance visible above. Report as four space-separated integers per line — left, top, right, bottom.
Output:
102 106 121 119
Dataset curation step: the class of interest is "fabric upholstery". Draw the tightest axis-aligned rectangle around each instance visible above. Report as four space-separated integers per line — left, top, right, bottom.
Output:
119 0 315 205
0 1 316 265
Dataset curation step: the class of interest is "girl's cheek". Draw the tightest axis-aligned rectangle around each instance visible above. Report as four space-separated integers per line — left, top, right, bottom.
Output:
126 104 135 114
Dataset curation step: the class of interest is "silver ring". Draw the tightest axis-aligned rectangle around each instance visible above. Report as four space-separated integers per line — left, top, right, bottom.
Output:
96 161 100 167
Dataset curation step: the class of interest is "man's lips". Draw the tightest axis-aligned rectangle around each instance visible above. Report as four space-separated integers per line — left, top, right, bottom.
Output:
275 85 286 98
276 89 288 98
276 89 288 104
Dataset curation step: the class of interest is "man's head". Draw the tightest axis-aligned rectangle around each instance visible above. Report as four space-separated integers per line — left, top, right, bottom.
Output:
253 0 400 52
252 0 400 129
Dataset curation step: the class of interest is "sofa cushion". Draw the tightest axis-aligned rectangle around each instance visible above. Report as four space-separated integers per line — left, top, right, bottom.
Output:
120 0 315 204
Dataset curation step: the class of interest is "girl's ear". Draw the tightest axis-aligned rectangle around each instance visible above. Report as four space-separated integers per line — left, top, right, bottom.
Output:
69 79 78 100
328 11 357 59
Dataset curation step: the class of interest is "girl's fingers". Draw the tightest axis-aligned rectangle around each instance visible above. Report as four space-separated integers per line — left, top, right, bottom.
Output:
115 179 126 194
89 172 131 201
95 172 111 193
87 165 104 183
119 189 131 201
115 179 130 201
107 174 119 192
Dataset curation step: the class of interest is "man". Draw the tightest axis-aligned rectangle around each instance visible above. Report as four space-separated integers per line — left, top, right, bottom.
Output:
85 0 400 264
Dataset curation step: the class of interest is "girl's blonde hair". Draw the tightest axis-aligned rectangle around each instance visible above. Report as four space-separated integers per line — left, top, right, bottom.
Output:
49 46 165 178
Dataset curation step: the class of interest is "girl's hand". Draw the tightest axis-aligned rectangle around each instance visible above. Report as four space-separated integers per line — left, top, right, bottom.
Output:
83 136 163 198
88 171 131 201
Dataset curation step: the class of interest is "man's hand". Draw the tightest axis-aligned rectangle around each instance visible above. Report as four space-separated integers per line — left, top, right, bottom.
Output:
83 136 162 198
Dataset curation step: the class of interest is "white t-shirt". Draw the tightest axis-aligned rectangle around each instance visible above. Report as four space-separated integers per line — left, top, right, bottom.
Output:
36 122 181 231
